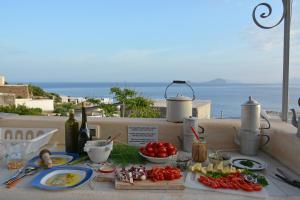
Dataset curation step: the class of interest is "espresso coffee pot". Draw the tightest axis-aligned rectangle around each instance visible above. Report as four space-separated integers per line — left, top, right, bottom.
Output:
235 96 271 156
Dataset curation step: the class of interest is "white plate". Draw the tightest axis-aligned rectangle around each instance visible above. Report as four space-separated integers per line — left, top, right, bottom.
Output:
231 157 267 171
139 152 177 164
31 166 93 190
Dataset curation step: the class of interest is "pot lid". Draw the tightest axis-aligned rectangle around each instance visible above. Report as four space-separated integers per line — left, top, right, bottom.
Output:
242 96 260 106
167 93 192 101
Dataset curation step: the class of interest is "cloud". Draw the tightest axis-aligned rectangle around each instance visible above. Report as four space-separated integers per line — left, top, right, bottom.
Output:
241 16 300 66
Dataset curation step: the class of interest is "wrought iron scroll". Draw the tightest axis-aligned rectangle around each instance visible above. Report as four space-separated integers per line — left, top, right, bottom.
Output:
252 0 286 29
252 0 292 122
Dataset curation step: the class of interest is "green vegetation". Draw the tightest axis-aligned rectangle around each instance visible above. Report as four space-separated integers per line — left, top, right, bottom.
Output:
243 169 269 187
109 143 146 167
110 87 137 117
86 98 118 117
110 87 159 118
240 160 254 168
206 172 225 178
28 84 61 103
0 105 42 115
100 103 118 117
54 102 78 116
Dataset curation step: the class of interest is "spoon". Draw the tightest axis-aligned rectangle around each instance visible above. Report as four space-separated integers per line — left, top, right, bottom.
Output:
106 133 122 145
105 136 112 144
6 166 38 188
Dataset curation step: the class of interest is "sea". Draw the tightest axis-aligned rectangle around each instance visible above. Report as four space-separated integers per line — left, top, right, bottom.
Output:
32 82 300 118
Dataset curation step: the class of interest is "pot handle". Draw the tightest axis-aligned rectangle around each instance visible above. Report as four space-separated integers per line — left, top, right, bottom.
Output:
260 110 271 130
198 125 205 134
164 80 195 100
260 134 270 147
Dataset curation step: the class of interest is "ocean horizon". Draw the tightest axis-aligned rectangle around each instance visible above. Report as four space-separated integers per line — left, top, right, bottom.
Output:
28 82 300 118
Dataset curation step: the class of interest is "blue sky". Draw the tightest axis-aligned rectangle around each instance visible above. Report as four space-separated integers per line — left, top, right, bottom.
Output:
0 0 299 83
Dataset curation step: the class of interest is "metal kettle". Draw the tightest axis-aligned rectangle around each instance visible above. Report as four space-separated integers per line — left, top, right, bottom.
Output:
165 80 195 123
240 96 271 132
235 96 271 156
291 97 300 137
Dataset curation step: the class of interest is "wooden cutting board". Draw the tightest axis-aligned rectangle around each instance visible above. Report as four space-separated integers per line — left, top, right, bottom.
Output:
115 176 185 190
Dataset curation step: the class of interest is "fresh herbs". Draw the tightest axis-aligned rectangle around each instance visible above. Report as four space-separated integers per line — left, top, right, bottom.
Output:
206 172 225 178
109 143 146 167
256 176 269 187
242 169 269 187
240 160 254 168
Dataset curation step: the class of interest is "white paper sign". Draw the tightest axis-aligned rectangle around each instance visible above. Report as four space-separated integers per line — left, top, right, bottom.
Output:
128 126 158 146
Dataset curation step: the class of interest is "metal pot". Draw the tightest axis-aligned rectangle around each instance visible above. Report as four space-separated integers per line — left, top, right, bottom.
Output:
165 81 195 123
241 96 261 131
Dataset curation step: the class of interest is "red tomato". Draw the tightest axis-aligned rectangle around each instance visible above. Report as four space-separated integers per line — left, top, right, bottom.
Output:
238 183 254 192
168 149 177 155
156 142 164 148
146 143 153 149
166 143 175 150
157 152 168 158
252 184 262 191
154 147 159 154
146 147 154 153
158 147 167 153
148 152 155 157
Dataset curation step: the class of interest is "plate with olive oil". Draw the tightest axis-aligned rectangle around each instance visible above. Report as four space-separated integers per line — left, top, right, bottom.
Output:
231 157 267 171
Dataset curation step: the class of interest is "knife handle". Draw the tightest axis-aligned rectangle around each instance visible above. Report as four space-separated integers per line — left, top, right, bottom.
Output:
6 175 25 189
292 181 300 189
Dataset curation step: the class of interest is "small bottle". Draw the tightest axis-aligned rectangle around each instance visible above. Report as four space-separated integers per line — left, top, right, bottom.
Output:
78 103 90 155
65 109 79 153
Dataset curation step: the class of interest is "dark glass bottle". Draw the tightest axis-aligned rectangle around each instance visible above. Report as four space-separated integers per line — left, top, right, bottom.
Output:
65 109 79 153
78 103 90 155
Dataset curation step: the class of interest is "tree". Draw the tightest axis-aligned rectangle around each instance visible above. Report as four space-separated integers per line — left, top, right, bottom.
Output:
100 103 118 117
54 102 77 116
110 87 137 117
110 87 159 118
87 98 102 105
126 97 160 118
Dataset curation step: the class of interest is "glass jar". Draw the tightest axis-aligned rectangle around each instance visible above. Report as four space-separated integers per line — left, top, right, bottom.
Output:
192 140 207 162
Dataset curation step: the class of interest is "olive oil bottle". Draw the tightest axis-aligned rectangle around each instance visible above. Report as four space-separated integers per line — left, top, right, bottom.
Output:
78 102 90 155
65 109 79 153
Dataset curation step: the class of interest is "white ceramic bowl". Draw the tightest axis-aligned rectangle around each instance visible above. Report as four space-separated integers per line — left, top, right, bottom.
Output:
139 152 177 164
84 140 113 163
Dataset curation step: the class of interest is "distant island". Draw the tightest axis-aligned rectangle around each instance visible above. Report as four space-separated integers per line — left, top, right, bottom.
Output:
199 78 242 85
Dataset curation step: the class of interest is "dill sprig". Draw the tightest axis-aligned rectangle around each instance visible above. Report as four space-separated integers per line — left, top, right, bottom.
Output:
108 143 146 167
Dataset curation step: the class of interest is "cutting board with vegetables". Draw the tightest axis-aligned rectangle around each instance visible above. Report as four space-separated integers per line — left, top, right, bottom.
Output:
115 176 185 190
115 166 185 190
185 172 268 198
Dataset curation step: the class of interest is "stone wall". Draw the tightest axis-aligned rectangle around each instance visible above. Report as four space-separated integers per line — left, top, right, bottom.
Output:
0 85 30 98
15 98 54 111
0 93 15 106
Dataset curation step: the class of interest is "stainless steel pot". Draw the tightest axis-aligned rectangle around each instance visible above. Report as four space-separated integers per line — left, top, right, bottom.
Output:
165 81 195 123
241 96 261 131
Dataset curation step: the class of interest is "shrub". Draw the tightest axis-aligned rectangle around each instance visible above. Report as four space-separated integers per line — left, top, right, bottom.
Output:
0 105 42 115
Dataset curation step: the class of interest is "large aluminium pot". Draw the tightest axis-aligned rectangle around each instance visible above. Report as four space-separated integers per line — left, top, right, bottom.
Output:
165 80 195 123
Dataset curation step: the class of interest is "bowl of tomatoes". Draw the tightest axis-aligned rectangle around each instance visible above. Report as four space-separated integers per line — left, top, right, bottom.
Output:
139 142 178 164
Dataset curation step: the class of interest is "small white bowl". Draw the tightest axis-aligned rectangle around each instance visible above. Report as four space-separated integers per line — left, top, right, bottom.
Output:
139 152 177 164
84 140 113 163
